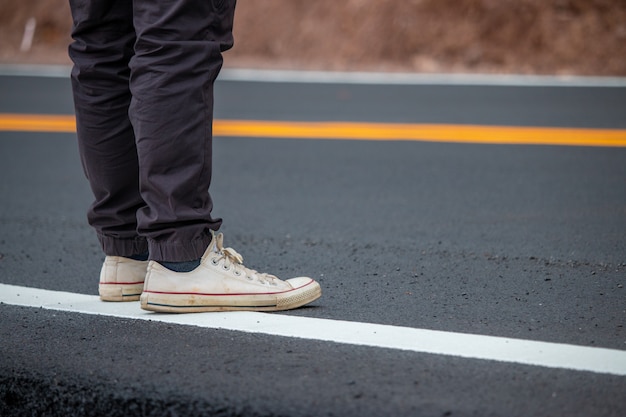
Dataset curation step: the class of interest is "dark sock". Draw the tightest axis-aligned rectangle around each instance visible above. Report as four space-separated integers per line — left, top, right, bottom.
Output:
128 252 149 261
158 259 201 273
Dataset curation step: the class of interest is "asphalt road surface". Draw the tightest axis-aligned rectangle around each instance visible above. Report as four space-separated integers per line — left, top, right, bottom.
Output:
1 67 625 416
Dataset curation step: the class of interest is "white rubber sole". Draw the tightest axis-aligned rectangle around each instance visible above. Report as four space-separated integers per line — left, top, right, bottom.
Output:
139 280 321 313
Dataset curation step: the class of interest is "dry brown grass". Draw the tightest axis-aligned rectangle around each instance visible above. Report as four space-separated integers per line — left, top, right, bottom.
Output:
1 0 625 75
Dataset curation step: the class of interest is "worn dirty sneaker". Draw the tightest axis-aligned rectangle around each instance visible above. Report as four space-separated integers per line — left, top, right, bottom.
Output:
99 256 148 302
140 233 321 313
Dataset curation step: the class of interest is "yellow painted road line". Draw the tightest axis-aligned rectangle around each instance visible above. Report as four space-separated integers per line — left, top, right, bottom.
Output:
0 113 76 133
216 119 626 147
1 113 626 147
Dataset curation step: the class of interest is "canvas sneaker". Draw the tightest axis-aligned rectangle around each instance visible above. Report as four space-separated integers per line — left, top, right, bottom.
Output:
99 256 148 302
140 232 322 313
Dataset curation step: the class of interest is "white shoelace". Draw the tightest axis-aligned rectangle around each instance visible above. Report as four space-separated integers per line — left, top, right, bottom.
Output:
211 233 279 286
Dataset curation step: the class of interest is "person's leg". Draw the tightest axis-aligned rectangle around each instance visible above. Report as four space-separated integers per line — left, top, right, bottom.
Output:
129 0 234 263
129 0 322 312
69 0 147 258
69 0 147 301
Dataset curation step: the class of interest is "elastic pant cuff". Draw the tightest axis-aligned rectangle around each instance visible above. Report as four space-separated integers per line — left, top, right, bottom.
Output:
98 234 149 258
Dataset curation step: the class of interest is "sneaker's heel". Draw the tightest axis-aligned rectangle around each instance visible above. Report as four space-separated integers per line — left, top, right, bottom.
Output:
99 256 147 302
99 282 143 302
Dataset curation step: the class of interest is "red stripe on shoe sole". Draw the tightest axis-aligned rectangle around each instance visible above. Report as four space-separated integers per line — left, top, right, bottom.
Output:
143 278 316 297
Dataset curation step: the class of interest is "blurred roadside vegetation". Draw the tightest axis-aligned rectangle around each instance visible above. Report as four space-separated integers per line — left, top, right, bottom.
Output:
1 0 625 75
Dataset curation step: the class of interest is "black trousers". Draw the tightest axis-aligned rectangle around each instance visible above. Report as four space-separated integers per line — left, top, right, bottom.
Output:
68 0 235 262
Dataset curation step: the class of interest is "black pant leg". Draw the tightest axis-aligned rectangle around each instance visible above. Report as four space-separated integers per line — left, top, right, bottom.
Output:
129 0 236 261
69 0 148 257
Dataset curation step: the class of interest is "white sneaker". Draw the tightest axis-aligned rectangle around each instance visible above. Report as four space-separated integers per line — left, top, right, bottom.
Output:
140 232 322 313
99 256 148 301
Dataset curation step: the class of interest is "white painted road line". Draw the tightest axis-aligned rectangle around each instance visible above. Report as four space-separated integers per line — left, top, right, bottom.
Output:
1 64 626 87
219 68 626 87
2 283 626 376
